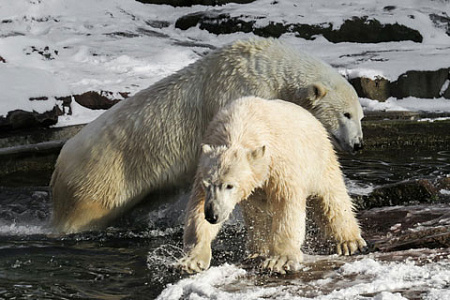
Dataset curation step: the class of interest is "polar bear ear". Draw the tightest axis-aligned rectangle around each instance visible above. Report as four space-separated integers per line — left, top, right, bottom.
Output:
248 145 266 161
312 83 327 100
299 83 327 103
202 144 214 154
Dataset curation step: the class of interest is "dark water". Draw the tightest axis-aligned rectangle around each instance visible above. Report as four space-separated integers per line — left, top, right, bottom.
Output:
0 148 449 299
340 149 450 186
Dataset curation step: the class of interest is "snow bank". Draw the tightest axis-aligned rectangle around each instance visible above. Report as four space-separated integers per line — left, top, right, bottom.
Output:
1 0 449 125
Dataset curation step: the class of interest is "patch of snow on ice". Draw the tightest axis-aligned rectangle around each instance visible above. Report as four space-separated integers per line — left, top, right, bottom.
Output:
360 97 450 113
418 117 450 123
156 264 248 300
391 97 450 113
360 98 409 112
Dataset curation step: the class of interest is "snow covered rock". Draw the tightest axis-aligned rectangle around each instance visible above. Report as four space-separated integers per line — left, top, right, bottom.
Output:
350 68 450 101
176 13 423 43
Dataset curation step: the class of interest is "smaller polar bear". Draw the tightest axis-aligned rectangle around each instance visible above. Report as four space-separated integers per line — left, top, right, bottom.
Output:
178 96 366 274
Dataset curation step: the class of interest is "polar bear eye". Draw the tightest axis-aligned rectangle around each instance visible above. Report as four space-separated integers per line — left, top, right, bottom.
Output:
225 184 234 190
344 112 352 119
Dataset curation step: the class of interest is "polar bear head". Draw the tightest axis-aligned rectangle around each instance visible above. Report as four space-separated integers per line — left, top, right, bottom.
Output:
199 144 269 224
245 38 364 153
293 77 364 154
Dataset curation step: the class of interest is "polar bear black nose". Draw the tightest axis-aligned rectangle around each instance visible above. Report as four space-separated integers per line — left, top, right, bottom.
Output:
353 142 364 152
205 206 219 224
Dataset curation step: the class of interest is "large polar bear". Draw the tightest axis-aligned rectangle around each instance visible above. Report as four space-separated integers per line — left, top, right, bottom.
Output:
178 96 366 274
51 38 364 234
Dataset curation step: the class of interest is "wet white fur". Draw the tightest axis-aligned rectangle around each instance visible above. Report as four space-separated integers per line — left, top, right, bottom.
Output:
51 38 363 233
179 97 366 274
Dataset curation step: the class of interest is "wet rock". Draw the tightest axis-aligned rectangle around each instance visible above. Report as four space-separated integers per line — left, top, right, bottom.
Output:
353 176 450 210
443 83 450 99
176 13 423 43
430 13 450 36
0 106 63 131
73 91 127 110
55 95 73 115
349 68 450 101
359 204 450 252
361 118 450 149
0 186 51 223
0 141 66 186
24 46 58 60
349 76 391 101
377 227 450 252
390 68 450 99
145 20 171 29
436 177 450 191
0 91 121 133
383 6 396 12
0 125 83 149
175 11 211 31
322 17 422 43
105 31 140 38
354 179 439 210
136 0 256 6
363 111 420 121
29 96 48 101
0 55 6 63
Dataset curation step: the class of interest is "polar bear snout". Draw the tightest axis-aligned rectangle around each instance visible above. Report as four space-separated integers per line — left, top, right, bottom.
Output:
204 191 236 224
204 203 220 224
353 139 364 152
205 199 234 224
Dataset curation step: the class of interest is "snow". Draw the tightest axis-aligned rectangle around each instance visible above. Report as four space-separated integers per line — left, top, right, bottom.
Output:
55 100 107 127
361 97 450 113
157 264 248 300
1 0 449 125
156 256 450 300
0 223 48 236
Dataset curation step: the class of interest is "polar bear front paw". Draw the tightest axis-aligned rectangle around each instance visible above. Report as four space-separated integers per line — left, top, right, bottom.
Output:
336 237 367 256
177 255 210 274
260 254 302 275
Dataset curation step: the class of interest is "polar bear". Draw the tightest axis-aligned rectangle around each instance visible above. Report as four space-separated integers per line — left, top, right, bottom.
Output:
51 38 364 234
178 96 366 274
